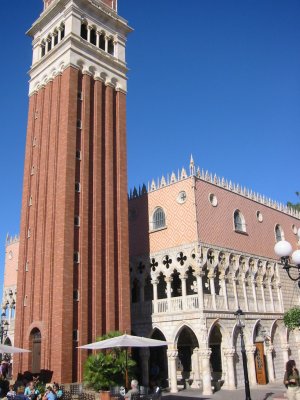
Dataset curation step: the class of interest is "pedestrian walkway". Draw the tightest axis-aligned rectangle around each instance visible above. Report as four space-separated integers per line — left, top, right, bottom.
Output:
162 381 286 400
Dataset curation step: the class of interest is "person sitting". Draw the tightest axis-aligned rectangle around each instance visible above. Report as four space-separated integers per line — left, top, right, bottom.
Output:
124 380 139 400
6 385 16 400
24 382 39 400
42 387 56 400
53 384 62 399
14 386 28 400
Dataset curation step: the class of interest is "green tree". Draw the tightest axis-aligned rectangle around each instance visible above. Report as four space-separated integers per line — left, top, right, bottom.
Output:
83 331 136 391
283 306 300 330
287 192 300 212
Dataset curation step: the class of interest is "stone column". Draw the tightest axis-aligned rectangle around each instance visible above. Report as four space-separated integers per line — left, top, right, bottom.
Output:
199 348 213 395
281 344 290 365
208 272 216 310
181 274 187 310
276 282 283 312
196 272 204 310
167 348 178 393
223 348 236 390
96 31 100 48
232 277 239 309
268 282 275 312
140 348 150 387
245 345 257 386
251 278 258 312
152 279 158 314
165 276 172 312
105 35 109 52
265 345 275 383
220 275 229 310
87 26 92 43
191 348 201 389
242 276 249 311
51 33 55 48
260 282 267 312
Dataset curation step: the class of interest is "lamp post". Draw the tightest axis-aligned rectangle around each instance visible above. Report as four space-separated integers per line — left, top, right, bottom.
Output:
274 229 300 287
0 311 9 363
234 308 251 400
0 312 9 344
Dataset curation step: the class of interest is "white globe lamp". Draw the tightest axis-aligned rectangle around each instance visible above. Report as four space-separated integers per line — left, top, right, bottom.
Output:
274 240 293 258
292 250 300 265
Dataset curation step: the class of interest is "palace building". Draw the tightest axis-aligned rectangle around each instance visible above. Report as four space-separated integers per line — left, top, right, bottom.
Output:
128 157 300 394
14 0 132 383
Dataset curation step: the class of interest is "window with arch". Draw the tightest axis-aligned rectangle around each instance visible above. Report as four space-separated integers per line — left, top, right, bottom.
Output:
275 224 284 242
107 38 114 55
99 33 105 50
47 35 52 52
53 30 59 46
41 41 46 57
234 210 246 232
60 24 65 40
152 207 166 230
80 23 88 40
90 27 97 45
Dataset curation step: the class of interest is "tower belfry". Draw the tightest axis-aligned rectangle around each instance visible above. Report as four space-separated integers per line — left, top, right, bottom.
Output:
15 0 132 383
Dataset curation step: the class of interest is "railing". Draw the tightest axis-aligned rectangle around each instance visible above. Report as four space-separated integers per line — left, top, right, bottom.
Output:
131 294 283 316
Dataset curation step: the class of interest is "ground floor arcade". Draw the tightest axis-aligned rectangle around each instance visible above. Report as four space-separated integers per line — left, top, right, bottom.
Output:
133 314 300 395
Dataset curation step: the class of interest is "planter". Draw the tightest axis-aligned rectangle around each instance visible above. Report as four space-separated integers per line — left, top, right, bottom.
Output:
99 391 111 400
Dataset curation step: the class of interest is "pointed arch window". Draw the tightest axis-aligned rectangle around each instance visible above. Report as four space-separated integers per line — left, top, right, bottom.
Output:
152 207 166 230
234 210 246 232
275 224 284 242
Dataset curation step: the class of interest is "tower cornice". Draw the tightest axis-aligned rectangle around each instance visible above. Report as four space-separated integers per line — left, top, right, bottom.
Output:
27 0 132 38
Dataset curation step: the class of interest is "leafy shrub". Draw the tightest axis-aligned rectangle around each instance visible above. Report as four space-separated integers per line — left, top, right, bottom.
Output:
83 331 136 391
283 307 300 330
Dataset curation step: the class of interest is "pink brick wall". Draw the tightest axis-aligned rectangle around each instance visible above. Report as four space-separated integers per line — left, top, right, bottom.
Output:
4 241 19 288
195 179 299 258
129 178 198 255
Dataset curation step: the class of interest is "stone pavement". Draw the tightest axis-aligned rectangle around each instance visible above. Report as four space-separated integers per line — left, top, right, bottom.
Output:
162 381 286 400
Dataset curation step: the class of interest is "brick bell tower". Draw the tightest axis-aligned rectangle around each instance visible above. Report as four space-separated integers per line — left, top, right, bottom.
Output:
14 0 132 383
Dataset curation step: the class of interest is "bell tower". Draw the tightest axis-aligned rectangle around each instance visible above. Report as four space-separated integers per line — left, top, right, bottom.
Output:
15 0 132 383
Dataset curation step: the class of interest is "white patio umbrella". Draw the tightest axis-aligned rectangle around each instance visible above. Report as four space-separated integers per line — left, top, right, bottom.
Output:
78 334 167 388
0 343 30 353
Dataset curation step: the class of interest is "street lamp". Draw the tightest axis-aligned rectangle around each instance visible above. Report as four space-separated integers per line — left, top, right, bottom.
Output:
0 311 9 344
274 229 300 287
234 308 251 400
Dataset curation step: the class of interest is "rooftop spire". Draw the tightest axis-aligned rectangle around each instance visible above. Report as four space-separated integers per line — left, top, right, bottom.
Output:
190 154 195 176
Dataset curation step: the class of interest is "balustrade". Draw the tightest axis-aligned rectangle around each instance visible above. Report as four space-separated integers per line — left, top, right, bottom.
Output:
131 293 280 316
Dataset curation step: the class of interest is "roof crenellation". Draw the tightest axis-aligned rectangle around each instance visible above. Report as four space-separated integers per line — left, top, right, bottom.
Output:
128 157 300 220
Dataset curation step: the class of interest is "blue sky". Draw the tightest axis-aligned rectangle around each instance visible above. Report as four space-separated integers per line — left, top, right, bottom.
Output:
0 0 299 293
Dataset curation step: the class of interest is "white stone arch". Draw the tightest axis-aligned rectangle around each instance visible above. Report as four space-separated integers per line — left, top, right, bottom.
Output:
207 319 231 384
172 321 200 347
207 319 231 348
271 319 287 380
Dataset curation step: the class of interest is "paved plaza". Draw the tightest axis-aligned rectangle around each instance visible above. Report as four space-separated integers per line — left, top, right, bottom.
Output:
162 381 286 400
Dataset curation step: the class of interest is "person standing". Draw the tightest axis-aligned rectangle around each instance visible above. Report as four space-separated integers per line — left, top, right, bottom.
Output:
124 380 139 400
284 360 300 400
